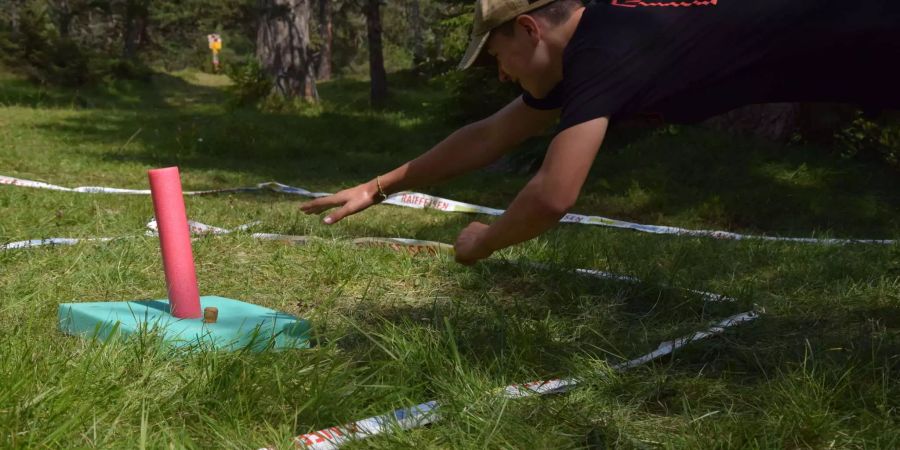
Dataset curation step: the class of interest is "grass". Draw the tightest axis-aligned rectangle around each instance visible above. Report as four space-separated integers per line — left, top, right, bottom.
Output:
1 69 899 449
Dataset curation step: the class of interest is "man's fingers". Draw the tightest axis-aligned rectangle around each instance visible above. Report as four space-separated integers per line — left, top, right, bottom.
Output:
301 186 375 224
323 203 359 225
302 202 335 214
300 195 344 214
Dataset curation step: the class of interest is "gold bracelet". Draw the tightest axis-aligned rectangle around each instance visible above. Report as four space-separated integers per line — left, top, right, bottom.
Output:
374 176 388 202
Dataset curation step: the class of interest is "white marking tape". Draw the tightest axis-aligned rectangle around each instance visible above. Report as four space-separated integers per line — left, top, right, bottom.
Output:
145 219 261 236
286 401 441 450
2 175 893 244
525 262 735 303
0 237 117 250
279 310 760 450
0 220 259 251
3 220 734 303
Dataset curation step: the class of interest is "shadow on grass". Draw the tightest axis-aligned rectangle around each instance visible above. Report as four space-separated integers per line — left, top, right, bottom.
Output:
327 253 753 371
0 72 225 110
581 125 900 238
329 264 898 442
10 71 900 238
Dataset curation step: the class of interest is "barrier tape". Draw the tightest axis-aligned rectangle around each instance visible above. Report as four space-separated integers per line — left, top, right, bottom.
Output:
3 220 734 303
0 236 118 250
0 219 259 251
522 262 734 303
3 175 894 245
1 222 453 254
283 310 760 450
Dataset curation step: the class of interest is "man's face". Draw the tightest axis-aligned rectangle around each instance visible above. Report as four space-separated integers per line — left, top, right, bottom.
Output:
486 18 555 98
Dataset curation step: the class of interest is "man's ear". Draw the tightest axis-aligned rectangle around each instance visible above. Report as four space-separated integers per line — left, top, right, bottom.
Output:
515 15 542 44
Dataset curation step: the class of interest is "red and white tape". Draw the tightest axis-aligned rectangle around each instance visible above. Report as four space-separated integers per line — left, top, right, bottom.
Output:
3 174 893 245
280 310 760 450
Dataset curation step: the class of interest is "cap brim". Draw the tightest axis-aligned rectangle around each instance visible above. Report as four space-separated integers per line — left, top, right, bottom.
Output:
458 32 491 70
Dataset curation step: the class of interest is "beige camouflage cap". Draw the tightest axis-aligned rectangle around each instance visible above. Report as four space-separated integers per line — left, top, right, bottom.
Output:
458 0 558 70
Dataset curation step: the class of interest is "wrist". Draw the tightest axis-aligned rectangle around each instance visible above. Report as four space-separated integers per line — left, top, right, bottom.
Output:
476 226 500 256
369 176 388 203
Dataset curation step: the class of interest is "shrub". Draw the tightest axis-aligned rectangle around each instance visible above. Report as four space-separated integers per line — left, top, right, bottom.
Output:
225 59 272 108
439 65 521 124
1 4 96 86
0 3 120 87
835 113 900 171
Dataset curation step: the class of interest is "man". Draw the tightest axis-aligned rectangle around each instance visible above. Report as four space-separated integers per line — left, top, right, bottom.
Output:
301 0 900 264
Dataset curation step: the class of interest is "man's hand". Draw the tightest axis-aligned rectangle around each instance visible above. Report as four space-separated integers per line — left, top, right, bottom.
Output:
454 221 495 265
299 180 380 224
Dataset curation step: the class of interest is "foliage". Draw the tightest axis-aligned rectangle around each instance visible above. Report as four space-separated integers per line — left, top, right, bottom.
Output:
313 0 476 78
439 65 521 124
148 0 256 72
0 2 93 86
225 58 272 108
430 6 472 63
836 112 900 171
0 0 157 86
0 0 479 85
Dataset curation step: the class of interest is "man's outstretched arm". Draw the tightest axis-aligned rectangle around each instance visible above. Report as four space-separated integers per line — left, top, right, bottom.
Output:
300 97 558 224
454 117 609 264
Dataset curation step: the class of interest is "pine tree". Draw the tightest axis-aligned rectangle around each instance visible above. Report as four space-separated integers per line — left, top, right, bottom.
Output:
257 0 318 101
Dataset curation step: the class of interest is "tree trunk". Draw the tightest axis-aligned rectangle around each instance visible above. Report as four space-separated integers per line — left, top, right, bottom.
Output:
408 0 424 66
8 0 23 33
704 102 865 145
316 0 333 80
704 103 800 142
365 0 387 107
122 0 149 61
49 0 74 38
257 0 318 101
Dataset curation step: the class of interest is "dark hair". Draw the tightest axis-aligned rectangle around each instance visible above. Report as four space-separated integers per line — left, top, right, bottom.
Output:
495 0 583 36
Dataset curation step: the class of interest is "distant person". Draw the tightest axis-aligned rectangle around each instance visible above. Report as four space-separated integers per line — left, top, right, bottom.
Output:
301 0 900 264
207 33 223 72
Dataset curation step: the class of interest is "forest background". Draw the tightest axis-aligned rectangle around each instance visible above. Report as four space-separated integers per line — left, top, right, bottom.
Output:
2 2 899 448
1 0 898 169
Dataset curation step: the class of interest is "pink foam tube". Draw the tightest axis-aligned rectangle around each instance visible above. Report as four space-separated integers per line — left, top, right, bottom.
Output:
148 167 202 319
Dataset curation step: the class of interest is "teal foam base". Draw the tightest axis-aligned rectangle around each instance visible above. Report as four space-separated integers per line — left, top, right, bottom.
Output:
58 296 310 351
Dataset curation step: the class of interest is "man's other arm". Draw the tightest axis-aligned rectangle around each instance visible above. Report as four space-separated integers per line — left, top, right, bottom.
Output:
455 117 609 264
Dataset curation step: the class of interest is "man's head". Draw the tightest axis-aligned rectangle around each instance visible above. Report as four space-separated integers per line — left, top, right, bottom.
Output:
459 0 583 97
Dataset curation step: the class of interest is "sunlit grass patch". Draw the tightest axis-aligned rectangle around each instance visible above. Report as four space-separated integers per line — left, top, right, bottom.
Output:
1 70 898 448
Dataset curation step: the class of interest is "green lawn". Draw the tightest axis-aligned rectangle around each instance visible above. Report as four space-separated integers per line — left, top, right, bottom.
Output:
1 70 898 449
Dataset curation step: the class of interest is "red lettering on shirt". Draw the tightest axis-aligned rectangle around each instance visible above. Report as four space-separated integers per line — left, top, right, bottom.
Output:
611 0 717 7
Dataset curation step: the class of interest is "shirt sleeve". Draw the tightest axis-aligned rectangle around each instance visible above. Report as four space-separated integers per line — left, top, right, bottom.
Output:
556 48 646 133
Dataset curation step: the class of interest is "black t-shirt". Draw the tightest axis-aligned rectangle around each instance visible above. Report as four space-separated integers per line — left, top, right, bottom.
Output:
523 0 900 132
